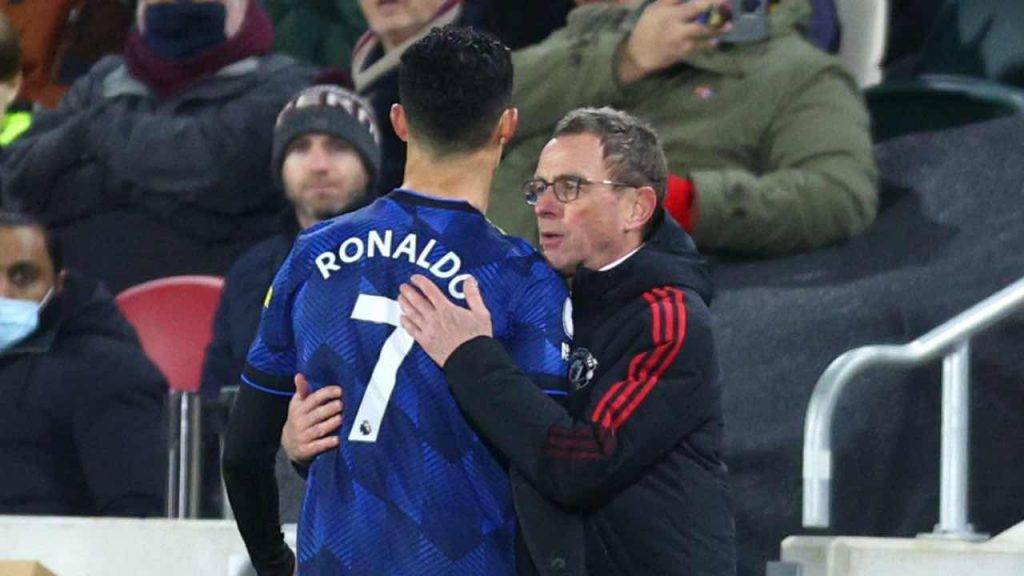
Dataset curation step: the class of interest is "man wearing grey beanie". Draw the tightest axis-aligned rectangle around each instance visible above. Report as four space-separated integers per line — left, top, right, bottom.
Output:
200 85 381 542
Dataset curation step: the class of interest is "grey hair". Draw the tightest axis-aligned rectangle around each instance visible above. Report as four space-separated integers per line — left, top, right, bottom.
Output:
552 107 668 235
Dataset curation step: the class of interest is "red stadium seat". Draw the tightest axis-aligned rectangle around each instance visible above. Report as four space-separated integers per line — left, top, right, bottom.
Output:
116 275 224 518
115 275 224 393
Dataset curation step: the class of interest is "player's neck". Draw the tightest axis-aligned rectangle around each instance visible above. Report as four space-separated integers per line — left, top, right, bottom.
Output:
401 146 498 214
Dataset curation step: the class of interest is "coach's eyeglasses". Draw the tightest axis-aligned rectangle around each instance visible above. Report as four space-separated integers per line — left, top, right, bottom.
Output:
522 176 637 206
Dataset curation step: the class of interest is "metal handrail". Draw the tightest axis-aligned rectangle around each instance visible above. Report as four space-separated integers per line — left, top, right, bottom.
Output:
803 275 1024 537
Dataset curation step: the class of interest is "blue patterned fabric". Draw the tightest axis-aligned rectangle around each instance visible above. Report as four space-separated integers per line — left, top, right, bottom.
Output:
244 189 570 575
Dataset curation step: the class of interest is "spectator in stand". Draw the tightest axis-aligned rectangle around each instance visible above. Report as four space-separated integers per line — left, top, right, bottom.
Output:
0 0 135 109
571 0 840 60
202 84 380 400
351 0 572 194
0 0 315 293
266 0 368 71
198 85 380 518
0 211 165 517
0 13 29 147
494 0 877 255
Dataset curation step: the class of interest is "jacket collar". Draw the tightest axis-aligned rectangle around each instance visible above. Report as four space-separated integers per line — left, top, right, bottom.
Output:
571 214 713 314
103 56 262 100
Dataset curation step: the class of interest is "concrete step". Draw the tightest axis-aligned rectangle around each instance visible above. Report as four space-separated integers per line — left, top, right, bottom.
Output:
781 521 1024 576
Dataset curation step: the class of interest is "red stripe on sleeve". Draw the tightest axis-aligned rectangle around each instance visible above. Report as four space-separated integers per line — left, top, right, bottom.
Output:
546 437 601 451
611 289 687 429
590 287 688 432
606 288 674 415
542 448 606 461
590 289 665 426
592 379 628 429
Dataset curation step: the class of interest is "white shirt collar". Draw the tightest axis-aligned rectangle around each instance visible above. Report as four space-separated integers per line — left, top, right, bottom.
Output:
598 244 644 272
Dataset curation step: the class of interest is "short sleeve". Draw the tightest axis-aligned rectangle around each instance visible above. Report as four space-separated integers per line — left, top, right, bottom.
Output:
504 258 571 397
241 244 303 396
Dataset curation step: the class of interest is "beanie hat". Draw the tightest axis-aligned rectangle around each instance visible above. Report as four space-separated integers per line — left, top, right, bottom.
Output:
272 85 382 190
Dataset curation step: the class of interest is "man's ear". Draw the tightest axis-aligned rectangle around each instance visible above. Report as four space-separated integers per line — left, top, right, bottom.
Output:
497 107 519 146
390 104 410 143
626 186 658 232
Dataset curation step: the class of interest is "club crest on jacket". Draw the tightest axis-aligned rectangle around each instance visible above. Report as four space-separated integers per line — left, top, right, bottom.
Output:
568 347 598 391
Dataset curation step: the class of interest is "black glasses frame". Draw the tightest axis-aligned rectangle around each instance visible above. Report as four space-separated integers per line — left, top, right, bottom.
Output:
521 176 637 206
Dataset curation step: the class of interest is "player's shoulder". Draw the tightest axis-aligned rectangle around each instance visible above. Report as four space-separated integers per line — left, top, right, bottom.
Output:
293 198 390 249
483 227 543 262
499 234 560 280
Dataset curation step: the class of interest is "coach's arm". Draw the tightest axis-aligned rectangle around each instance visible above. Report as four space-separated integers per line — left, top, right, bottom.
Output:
399 275 719 508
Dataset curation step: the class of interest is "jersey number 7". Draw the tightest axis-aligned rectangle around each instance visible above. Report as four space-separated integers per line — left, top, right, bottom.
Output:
348 294 415 443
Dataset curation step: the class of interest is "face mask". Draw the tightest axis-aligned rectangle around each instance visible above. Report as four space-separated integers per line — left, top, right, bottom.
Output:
0 288 53 351
143 2 228 60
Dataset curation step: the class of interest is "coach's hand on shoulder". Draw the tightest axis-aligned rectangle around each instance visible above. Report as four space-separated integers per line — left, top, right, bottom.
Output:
617 0 731 85
281 374 343 465
399 274 493 367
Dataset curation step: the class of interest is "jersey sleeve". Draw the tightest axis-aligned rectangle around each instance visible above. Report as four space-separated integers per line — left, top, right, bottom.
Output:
241 243 304 397
504 257 571 397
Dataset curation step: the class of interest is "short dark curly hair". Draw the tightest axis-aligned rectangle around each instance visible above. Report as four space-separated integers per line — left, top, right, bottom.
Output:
398 26 513 157
0 211 63 273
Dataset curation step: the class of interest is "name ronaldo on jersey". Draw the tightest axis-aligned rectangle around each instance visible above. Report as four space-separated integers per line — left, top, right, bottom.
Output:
314 229 472 299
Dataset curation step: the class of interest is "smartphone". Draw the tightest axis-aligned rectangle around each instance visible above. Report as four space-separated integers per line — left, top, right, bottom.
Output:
692 0 769 44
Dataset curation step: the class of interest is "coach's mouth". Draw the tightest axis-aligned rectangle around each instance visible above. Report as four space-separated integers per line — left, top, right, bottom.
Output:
539 232 563 250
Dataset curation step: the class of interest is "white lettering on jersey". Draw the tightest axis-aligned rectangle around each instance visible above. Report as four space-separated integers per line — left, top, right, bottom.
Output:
314 230 468 299
315 252 341 279
367 229 392 258
392 233 418 263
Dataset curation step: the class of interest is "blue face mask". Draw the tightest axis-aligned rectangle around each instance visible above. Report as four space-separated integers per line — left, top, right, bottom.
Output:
0 288 52 351
143 2 228 60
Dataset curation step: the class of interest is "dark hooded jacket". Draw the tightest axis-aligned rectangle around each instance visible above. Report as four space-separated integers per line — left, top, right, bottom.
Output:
0 272 166 516
0 52 315 293
443 215 736 576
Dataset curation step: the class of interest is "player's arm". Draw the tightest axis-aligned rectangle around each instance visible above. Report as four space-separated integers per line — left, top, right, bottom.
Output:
222 249 304 576
222 381 295 576
401 276 718 509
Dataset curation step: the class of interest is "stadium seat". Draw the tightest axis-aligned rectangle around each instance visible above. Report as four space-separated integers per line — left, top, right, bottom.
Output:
913 0 1024 87
116 275 225 519
865 74 1024 142
835 0 889 87
866 0 1024 142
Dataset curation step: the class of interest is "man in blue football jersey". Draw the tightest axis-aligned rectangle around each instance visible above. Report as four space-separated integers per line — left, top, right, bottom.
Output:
284 108 736 576
222 26 571 576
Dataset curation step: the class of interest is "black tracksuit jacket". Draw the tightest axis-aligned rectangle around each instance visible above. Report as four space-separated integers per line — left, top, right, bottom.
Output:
444 216 736 576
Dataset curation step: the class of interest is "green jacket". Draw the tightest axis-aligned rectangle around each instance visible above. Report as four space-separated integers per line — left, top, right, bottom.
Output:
265 0 367 70
495 0 878 255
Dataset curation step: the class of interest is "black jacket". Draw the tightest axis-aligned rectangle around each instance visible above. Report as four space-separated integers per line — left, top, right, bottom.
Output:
445 216 736 576
1 55 315 292
202 219 297 399
0 272 166 516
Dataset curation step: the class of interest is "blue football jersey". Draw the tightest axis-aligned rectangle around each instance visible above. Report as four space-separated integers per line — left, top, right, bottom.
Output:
243 189 570 576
